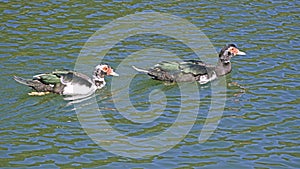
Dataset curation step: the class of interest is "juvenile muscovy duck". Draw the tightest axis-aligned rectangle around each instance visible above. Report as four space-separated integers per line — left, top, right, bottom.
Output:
133 44 246 84
13 64 119 96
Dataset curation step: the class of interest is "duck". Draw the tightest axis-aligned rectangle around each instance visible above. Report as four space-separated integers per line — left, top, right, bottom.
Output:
132 44 246 84
13 64 119 96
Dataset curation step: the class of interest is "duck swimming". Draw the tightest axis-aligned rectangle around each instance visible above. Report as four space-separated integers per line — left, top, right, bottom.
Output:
13 64 119 96
132 44 246 84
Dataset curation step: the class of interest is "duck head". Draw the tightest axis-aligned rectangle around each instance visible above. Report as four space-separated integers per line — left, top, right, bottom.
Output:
219 44 246 64
93 64 119 88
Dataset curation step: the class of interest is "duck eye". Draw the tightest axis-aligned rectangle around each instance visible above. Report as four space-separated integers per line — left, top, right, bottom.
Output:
103 67 108 71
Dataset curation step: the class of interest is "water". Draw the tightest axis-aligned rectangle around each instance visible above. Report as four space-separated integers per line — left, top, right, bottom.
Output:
1 1 299 168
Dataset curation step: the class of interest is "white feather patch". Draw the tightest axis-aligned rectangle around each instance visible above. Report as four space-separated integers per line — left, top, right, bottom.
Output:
198 71 217 84
62 83 97 95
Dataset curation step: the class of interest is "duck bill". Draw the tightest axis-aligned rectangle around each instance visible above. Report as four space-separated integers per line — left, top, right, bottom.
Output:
108 71 119 76
236 50 246 55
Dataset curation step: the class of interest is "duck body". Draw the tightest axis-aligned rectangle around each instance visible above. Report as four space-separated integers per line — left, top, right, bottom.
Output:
145 60 217 84
133 44 246 84
14 64 118 96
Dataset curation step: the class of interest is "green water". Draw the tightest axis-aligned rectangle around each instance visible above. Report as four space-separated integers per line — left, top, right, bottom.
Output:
1 1 299 168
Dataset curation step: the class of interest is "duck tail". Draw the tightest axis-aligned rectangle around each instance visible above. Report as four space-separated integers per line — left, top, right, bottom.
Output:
14 76 40 87
132 66 149 73
13 76 35 86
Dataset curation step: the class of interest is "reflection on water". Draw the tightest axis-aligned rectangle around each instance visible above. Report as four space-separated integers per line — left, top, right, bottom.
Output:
1 0 299 168
64 93 95 106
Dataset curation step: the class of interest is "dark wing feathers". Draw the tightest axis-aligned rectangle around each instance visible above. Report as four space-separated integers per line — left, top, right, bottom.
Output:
33 70 92 88
179 63 208 75
147 60 214 82
14 75 54 92
153 60 212 75
154 61 181 72
33 73 61 84
183 60 206 66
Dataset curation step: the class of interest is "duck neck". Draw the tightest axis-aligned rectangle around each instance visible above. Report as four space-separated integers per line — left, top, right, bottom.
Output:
215 60 232 76
92 74 106 89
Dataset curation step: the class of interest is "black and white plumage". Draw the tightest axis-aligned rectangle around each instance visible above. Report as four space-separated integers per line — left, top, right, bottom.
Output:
13 64 119 96
132 44 246 84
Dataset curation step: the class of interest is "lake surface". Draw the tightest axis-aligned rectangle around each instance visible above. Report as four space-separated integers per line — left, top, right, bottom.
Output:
1 1 299 168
